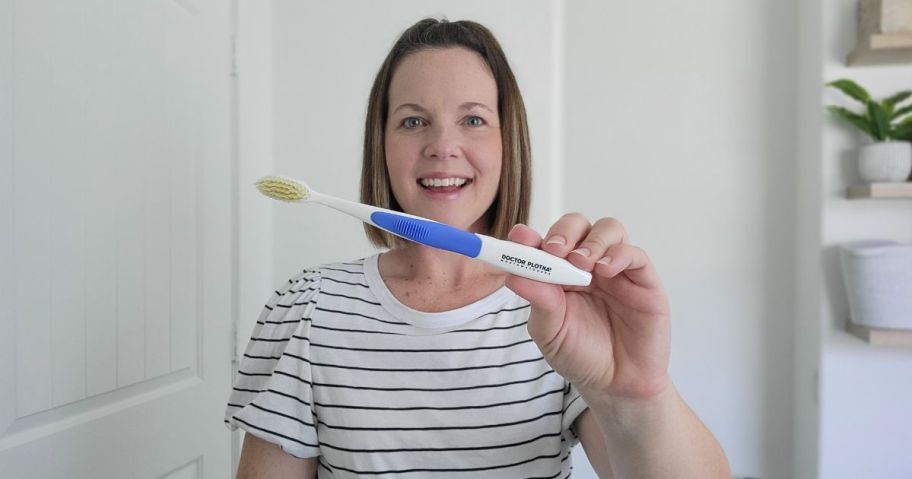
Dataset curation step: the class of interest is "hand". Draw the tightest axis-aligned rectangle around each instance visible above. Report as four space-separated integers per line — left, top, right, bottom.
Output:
504 214 672 400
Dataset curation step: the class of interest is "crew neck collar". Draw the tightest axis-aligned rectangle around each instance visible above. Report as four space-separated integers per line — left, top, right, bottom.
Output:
362 253 514 330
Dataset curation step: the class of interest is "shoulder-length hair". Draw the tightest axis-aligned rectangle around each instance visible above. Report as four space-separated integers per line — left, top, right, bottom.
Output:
360 18 532 249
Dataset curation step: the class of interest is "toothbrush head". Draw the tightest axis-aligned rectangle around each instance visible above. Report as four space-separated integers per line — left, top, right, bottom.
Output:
256 176 311 202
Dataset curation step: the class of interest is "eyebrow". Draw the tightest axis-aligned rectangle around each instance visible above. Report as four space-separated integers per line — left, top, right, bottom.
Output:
391 102 495 115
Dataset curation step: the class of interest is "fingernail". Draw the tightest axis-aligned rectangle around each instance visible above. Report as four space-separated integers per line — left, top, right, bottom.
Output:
597 256 613 266
509 224 521 234
570 247 590 258
545 235 566 246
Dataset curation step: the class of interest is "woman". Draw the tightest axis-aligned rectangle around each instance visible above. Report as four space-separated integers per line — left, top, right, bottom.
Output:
227 18 730 478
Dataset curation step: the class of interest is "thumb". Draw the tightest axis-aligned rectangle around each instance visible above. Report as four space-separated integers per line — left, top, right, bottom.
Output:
504 223 569 346
505 274 567 347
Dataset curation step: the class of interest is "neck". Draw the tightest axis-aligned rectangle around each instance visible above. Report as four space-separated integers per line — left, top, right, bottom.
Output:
380 243 505 290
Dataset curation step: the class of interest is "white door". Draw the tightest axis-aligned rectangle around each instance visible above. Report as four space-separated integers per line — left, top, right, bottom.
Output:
0 0 235 478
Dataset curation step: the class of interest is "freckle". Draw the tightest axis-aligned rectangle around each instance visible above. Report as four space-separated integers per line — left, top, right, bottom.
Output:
405 291 410 297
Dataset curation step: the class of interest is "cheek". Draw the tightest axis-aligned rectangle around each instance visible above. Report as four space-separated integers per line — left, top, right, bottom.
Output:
481 137 504 183
385 129 423 155
383 136 411 185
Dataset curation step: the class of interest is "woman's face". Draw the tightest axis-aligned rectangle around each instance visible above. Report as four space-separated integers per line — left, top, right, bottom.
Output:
384 47 502 233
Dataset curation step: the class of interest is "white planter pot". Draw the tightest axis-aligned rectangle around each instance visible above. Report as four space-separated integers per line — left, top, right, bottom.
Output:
858 142 912 183
840 241 912 330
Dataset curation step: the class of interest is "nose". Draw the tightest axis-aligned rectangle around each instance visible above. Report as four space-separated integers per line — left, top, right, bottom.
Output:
422 124 461 160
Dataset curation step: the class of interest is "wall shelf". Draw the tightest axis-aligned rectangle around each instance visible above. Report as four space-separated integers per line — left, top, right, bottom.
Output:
847 322 912 346
847 33 912 66
847 182 912 198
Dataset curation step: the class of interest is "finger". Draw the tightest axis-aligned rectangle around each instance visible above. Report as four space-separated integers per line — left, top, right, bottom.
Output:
541 213 591 257
504 273 567 346
594 243 663 289
507 223 543 248
565 217 628 271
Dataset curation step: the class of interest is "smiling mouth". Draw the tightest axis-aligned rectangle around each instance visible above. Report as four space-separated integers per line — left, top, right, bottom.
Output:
417 178 474 191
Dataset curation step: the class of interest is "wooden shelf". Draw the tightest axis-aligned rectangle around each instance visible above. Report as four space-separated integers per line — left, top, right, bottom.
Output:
847 322 912 346
847 182 912 198
847 32 912 66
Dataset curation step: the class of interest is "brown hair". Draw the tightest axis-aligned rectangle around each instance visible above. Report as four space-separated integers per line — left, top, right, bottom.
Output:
360 18 532 249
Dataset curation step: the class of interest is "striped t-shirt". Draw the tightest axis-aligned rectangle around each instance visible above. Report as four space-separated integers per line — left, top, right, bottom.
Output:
225 253 589 478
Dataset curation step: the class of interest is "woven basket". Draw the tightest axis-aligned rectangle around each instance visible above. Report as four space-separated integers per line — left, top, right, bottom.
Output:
840 240 912 330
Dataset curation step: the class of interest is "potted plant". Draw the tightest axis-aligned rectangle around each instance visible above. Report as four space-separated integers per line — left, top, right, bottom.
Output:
826 78 912 182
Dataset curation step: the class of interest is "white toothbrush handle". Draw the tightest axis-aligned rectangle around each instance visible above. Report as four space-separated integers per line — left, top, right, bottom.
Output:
308 191 384 224
307 191 591 286
476 235 592 286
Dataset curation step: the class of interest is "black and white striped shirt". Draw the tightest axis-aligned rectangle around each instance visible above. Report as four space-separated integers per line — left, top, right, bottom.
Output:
225 254 588 478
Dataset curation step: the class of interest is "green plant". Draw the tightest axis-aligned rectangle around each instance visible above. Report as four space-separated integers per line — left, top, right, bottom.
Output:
826 78 912 142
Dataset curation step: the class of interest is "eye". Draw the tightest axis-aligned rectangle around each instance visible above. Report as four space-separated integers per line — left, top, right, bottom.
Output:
402 117 426 129
465 116 486 127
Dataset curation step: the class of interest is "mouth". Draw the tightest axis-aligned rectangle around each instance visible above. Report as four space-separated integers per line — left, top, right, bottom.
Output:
417 177 474 193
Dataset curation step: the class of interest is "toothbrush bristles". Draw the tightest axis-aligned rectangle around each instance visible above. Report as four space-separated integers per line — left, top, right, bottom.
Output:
256 176 310 202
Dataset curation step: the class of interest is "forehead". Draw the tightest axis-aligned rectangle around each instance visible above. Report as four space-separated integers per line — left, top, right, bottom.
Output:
388 47 498 107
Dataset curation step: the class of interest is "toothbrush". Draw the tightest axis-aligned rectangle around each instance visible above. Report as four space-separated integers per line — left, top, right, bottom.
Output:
255 175 592 287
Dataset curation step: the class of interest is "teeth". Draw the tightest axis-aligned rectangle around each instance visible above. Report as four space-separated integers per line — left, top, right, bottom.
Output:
420 178 468 188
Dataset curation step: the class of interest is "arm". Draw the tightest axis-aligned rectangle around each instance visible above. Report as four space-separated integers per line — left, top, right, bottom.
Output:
236 434 318 479
576 409 615 478
579 384 730 478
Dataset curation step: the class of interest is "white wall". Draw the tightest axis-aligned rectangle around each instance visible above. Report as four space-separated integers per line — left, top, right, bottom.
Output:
562 1 797 477
817 1 912 478
794 0 825 477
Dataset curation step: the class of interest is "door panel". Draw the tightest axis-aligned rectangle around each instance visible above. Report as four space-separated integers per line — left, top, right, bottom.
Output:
0 0 233 477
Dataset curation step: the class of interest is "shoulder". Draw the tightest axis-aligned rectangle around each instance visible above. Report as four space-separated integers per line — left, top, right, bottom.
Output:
314 257 372 290
263 268 321 313
263 256 374 311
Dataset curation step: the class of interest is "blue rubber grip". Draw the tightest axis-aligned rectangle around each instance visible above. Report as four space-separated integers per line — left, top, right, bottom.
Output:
371 211 482 258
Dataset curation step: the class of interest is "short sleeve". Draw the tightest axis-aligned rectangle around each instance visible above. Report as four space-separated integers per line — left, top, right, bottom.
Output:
561 380 589 447
224 269 322 459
